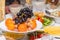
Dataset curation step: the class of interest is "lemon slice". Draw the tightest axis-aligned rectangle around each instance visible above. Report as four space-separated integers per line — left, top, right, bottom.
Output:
44 26 60 36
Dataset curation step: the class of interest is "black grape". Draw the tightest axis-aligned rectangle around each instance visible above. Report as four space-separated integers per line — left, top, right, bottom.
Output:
15 7 33 24
14 18 19 24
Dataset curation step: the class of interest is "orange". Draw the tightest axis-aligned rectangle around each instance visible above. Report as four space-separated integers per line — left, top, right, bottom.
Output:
6 24 15 30
18 23 28 32
5 18 14 24
5 18 15 30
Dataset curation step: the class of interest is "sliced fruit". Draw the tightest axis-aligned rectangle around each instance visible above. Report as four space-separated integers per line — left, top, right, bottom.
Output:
28 20 37 29
43 17 52 26
44 26 60 36
18 23 28 32
38 16 44 23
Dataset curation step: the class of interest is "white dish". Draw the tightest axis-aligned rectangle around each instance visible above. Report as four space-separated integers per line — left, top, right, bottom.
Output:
0 35 6 40
35 38 41 40
5 14 13 19
45 9 60 18
45 9 60 23
0 20 42 33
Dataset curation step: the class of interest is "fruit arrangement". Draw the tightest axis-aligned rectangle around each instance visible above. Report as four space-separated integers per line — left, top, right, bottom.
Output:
37 16 53 26
43 16 53 26
34 12 53 26
5 7 37 32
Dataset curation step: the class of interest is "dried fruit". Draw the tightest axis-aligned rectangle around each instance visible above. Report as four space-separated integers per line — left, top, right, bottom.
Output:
28 20 36 29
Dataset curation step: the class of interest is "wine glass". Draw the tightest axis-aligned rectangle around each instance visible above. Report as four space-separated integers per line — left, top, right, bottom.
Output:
9 5 23 17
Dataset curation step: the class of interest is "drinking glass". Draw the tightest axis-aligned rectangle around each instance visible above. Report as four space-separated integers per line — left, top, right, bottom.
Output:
32 0 46 12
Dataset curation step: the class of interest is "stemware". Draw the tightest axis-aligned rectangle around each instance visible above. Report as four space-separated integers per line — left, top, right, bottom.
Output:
32 0 46 12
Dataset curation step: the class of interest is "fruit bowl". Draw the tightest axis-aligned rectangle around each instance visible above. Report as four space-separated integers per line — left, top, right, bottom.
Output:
0 7 43 39
0 13 42 40
0 20 42 33
2 7 43 33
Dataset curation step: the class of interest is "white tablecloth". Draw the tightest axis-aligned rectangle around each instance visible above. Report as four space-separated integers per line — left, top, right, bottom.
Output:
0 35 6 40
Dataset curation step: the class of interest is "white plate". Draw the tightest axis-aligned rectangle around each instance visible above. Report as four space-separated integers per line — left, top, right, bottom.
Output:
0 14 42 33
45 9 60 23
45 9 60 18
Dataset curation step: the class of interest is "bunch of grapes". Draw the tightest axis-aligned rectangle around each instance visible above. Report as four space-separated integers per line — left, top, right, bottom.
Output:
14 7 33 24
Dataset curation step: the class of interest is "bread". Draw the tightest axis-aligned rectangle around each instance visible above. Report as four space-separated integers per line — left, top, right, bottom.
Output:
0 0 5 21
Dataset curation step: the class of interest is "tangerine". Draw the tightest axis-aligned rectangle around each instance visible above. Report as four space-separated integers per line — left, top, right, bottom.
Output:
18 23 28 32
5 18 15 30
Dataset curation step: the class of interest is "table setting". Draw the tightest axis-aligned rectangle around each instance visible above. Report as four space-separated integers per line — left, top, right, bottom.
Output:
0 0 60 40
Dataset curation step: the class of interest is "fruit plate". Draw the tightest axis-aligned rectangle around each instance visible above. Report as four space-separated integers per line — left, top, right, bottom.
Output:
0 20 42 34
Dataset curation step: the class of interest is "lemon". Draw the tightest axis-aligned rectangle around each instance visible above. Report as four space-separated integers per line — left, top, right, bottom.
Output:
44 26 60 36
